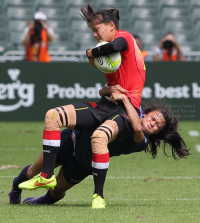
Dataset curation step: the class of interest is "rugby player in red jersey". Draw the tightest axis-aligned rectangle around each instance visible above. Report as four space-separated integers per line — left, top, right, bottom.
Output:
19 5 146 208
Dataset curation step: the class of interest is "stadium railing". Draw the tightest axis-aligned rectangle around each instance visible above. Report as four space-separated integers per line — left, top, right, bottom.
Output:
1 50 200 62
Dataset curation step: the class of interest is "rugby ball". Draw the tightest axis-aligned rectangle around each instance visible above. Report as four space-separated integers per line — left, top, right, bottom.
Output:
94 42 122 74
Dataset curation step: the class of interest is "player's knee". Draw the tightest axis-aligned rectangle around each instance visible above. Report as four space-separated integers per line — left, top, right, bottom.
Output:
45 109 58 122
91 130 109 154
44 108 61 131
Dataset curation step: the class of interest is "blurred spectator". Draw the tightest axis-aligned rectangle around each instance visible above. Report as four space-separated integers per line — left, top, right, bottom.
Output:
154 33 185 62
21 11 54 62
132 34 152 61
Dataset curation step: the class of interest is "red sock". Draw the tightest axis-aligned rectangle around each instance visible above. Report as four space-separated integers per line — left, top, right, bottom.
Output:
92 153 110 197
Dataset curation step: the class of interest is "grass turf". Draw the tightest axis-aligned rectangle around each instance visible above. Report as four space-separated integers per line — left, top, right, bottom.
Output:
0 122 200 223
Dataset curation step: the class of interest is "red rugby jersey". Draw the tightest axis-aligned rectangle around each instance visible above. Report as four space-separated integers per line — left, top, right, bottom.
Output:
105 30 146 110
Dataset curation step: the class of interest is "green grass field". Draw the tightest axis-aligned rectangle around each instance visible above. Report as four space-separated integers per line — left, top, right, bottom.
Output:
0 122 200 223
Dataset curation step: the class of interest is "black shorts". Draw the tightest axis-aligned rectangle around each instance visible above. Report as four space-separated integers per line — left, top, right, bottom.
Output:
73 96 140 139
55 129 90 185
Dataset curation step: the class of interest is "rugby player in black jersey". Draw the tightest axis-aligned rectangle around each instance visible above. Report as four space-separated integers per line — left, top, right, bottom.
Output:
9 92 189 208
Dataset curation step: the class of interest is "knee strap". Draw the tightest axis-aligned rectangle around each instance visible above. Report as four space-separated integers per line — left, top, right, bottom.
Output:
45 105 76 131
91 125 114 154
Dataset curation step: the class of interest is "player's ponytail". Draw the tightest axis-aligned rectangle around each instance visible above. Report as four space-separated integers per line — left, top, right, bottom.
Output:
80 4 94 24
80 4 120 29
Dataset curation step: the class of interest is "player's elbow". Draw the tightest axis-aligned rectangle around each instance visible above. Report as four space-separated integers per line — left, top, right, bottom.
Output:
133 125 142 133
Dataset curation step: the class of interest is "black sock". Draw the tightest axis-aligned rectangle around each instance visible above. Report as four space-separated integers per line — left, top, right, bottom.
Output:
92 168 108 198
42 130 60 179
37 190 60 205
13 165 31 191
42 146 59 178
92 153 109 198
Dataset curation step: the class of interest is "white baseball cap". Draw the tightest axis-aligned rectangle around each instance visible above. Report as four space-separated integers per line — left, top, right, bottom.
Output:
34 11 47 21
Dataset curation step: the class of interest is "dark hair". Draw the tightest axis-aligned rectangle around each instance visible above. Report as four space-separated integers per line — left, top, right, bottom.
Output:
80 4 120 29
132 34 141 40
142 100 190 160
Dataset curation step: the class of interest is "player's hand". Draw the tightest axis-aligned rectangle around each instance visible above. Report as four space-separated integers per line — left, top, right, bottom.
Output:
28 20 35 30
160 34 177 49
99 85 129 97
108 85 129 94
110 92 127 105
40 20 48 29
86 49 96 67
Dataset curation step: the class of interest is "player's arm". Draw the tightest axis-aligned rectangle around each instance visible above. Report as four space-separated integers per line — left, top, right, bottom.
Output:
99 84 129 97
110 93 145 143
87 37 127 58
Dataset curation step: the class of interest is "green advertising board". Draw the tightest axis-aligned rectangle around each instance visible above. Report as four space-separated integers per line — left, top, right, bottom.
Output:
0 62 199 121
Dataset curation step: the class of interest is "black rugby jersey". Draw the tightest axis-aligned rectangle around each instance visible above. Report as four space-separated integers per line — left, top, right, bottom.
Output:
73 130 148 173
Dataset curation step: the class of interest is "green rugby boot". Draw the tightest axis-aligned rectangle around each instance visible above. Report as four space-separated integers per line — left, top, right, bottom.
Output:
92 194 106 209
18 173 57 190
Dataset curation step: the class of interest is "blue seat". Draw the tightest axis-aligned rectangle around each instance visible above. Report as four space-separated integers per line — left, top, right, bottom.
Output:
47 19 67 32
120 19 131 32
9 31 22 45
38 7 66 19
191 7 200 24
137 31 163 45
8 20 29 32
143 44 158 52
181 43 200 52
189 0 200 12
67 7 82 24
96 0 125 9
4 0 33 10
65 0 94 9
49 43 77 51
6 7 34 20
164 20 193 33
71 31 96 49
0 18 5 31
127 0 157 10
174 32 195 44
70 19 89 32
0 30 6 42
35 0 64 10
71 31 95 42
0 6 3 19
194 19 200 38
130 7 159 23
53 30 70 44
160 7 190 23
158 0 188 12
132 19 161 33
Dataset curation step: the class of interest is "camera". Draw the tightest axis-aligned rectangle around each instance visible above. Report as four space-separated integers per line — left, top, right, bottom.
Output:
31 20 42 44
163 40 174 50
34 20 42 30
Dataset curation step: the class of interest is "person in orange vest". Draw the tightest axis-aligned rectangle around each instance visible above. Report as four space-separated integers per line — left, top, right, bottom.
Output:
132 34 152 61
154 33 186 62
21 11 54 62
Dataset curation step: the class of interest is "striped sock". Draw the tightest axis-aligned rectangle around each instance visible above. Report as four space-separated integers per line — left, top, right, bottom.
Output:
42 130 61 179
92 153 110 198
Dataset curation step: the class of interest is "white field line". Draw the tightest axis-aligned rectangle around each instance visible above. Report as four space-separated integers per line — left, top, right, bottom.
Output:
1 176 200 180
61 198 200 202
93 176 200 180
188 130 199 137
0 148 39 151
196 145 200 153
